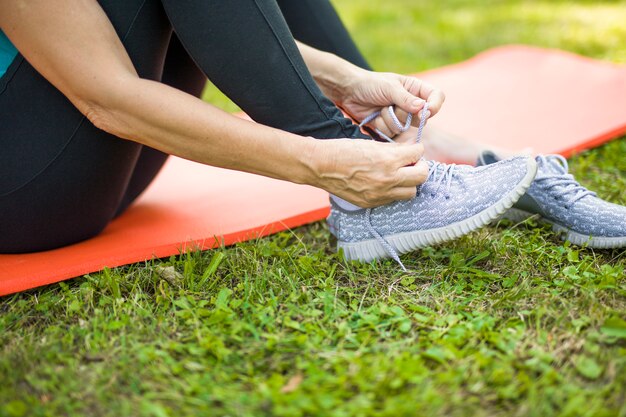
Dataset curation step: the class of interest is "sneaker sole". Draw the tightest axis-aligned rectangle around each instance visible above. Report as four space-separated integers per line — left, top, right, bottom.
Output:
338 158 538 262
502 207 626 249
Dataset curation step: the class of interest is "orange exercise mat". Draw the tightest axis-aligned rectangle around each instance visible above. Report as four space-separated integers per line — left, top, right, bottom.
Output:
420 45 626 156
2 45 626 296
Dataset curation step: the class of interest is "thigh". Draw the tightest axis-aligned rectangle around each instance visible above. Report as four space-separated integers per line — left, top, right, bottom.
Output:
0 0 172 253
161 0 366 140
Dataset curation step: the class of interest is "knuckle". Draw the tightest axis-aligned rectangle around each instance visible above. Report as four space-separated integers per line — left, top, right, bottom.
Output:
362 190 382 207
362 190 375 202
390 171 405 188
375 175 391 189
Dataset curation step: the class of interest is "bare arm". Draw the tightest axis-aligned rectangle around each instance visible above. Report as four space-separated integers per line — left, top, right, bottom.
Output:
0 0 428 207
0 0 320 184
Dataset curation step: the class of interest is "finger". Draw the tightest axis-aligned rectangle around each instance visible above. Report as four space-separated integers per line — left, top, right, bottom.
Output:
424 88 445 117
389 186 419 202
358 186 418 207
418 82 445 117
392 143 424 167
371 116 396 140
393 126 418 144
389 81 425 114
397 160 429 187
380 106 411 136
400 76 445 118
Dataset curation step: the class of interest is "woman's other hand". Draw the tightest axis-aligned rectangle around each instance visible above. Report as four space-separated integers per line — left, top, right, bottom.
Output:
296 42 443 141
307 138 429 208
339 71 445 140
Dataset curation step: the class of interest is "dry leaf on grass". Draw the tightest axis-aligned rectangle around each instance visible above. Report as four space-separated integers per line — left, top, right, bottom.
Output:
280 374 304 393
154 266 183 287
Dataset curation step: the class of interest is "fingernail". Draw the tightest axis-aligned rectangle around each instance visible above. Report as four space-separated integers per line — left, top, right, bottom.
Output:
411 99 425 109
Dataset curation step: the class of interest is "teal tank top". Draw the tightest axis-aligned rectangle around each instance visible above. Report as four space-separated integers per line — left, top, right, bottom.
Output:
0 30 18 78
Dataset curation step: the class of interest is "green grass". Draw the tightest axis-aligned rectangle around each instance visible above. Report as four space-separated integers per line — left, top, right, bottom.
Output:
2 1 626 416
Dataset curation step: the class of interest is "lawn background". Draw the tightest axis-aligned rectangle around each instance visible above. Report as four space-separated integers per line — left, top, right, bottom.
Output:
1 1 625 416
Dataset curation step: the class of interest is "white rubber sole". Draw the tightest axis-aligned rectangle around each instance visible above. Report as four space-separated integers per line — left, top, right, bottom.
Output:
502 207 626 249
338 158 538 262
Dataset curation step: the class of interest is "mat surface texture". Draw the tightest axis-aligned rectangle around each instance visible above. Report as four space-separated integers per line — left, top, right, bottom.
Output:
2 45 626 295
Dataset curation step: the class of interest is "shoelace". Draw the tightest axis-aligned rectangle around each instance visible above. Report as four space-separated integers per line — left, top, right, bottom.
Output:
535 154 596 207
359 103 453 270
358 104 431 145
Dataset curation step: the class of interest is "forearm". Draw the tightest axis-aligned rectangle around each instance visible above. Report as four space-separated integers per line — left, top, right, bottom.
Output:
0 1 318 187
95 76 319 185
296 41 364 103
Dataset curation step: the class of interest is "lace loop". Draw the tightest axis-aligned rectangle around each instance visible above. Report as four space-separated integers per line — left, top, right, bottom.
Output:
359 104 431 143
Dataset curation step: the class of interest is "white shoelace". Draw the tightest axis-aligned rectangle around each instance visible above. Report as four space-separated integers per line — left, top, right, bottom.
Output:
358 103 456 270
359 105 413 142
535 155 596 207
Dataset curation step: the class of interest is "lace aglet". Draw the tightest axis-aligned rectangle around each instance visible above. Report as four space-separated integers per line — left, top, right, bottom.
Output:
397 259 407 272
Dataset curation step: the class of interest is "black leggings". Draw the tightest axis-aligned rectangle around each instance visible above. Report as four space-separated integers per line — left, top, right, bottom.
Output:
0 0 372 253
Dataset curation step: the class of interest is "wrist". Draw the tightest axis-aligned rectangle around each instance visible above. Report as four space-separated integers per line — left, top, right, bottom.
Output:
312 52 366 103
333 64 366 105
274 135 327 188
296 136 351 193
296 136 327 187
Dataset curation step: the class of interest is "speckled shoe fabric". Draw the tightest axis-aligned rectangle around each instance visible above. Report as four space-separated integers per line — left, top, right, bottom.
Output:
328 156 538 268
478 152 626 248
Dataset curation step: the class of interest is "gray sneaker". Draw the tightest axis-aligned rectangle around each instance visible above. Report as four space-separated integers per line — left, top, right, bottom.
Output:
328 156 538 269
478 151 626 248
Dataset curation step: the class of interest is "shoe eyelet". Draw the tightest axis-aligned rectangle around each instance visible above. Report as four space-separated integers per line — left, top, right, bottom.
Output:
430 193 436 198
445 195 451 200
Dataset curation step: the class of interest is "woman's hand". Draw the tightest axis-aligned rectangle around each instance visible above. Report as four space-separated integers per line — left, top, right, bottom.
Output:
298 42 445 137
307 138 429 208
296 42 444 139
338 71 445 139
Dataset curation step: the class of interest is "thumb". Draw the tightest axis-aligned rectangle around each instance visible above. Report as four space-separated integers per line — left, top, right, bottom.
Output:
394 142 424 167
391 84 424 114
